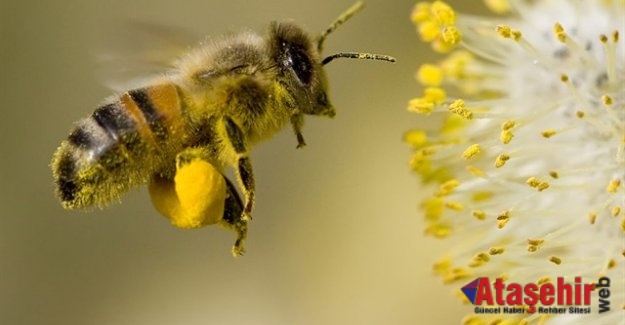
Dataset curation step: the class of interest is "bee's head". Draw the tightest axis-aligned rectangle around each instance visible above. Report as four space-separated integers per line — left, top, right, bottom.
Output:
268 1 394 118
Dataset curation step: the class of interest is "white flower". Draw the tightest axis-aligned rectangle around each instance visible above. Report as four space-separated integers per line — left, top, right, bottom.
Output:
407 1 624 324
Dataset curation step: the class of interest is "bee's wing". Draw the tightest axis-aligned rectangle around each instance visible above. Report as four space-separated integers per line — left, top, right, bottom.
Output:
95 20 200 91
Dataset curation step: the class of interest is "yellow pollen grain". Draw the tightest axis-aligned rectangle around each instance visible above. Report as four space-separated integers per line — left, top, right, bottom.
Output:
549 171 559 179
576 111 585 118
607 179 621 193
612 206 621 217
602 95 613 106
489 247 505 255
560 74 569 82
466 165 485 177
496 25 512 38
472 210 487 220
417 64 443 86
542 129 557 138
462 144 481 160
550 256 562 265
495 154 510 168
589 212 597 224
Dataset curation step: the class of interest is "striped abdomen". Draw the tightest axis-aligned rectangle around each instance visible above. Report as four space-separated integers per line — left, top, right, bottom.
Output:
52 83 186 209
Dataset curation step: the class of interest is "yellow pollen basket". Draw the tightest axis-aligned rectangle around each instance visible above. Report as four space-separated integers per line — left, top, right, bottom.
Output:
148 159 227 229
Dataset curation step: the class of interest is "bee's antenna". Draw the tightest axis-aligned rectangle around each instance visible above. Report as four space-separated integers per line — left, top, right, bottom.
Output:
317 1 365 52
322 52 396 65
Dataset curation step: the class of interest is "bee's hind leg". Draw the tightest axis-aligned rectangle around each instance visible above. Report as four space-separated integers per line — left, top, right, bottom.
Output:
220 176 248 256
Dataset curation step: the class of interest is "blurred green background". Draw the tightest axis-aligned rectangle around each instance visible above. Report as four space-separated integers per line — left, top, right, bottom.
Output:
0 0 485 324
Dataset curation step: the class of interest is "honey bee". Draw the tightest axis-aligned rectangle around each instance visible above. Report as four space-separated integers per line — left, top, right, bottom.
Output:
51 1 395 256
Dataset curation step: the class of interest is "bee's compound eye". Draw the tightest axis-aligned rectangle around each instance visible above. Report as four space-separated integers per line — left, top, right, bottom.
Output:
289 47 313 85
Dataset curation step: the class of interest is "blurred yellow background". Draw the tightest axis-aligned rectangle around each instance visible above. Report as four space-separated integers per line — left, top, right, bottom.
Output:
0 0 484 324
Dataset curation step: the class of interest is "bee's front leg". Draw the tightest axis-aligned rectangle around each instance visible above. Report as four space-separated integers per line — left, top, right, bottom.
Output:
290 112 306 148
223 117 255 222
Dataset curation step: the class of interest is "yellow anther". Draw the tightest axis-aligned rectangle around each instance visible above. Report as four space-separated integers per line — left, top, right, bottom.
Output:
589 212 597 224
419 20 441 42
511 30 522 41
542 129 557 138
527 177 550 191
608 259 617 269
554 23 567 42
528 238 544 246
442 267 471 284
425 223 452 238
576 111 585 118
612 206 621 217
442 26 461 45
501 120 516 131
602 95 613 106
441 50 473 78
422 197 445 221
472 210 487 220
484 0 511 14
446 201 464 211
549 171 559 179
433 257 451 274
424 87 447 104
472 191 493 202
613 30 619 42
560 74 569 82
403 130 428 148
462 144 481 160
550 256 562 265
500 130 513 144
497 211 510 229
489 247 505 255
496 25 512 38
411 2 431 23
607 179 621 193
408 98 435 114
416 64 443 86
495 154 510 168
449 99 473 119
466 165 485 177
621 217 625 232
600 34 609 43
437 179 460 196
537 277 551 285
431 1 456 25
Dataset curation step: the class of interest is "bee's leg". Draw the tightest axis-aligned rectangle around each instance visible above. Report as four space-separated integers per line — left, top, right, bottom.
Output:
220 176 247 256
223 117 255 222
290 112 306 148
